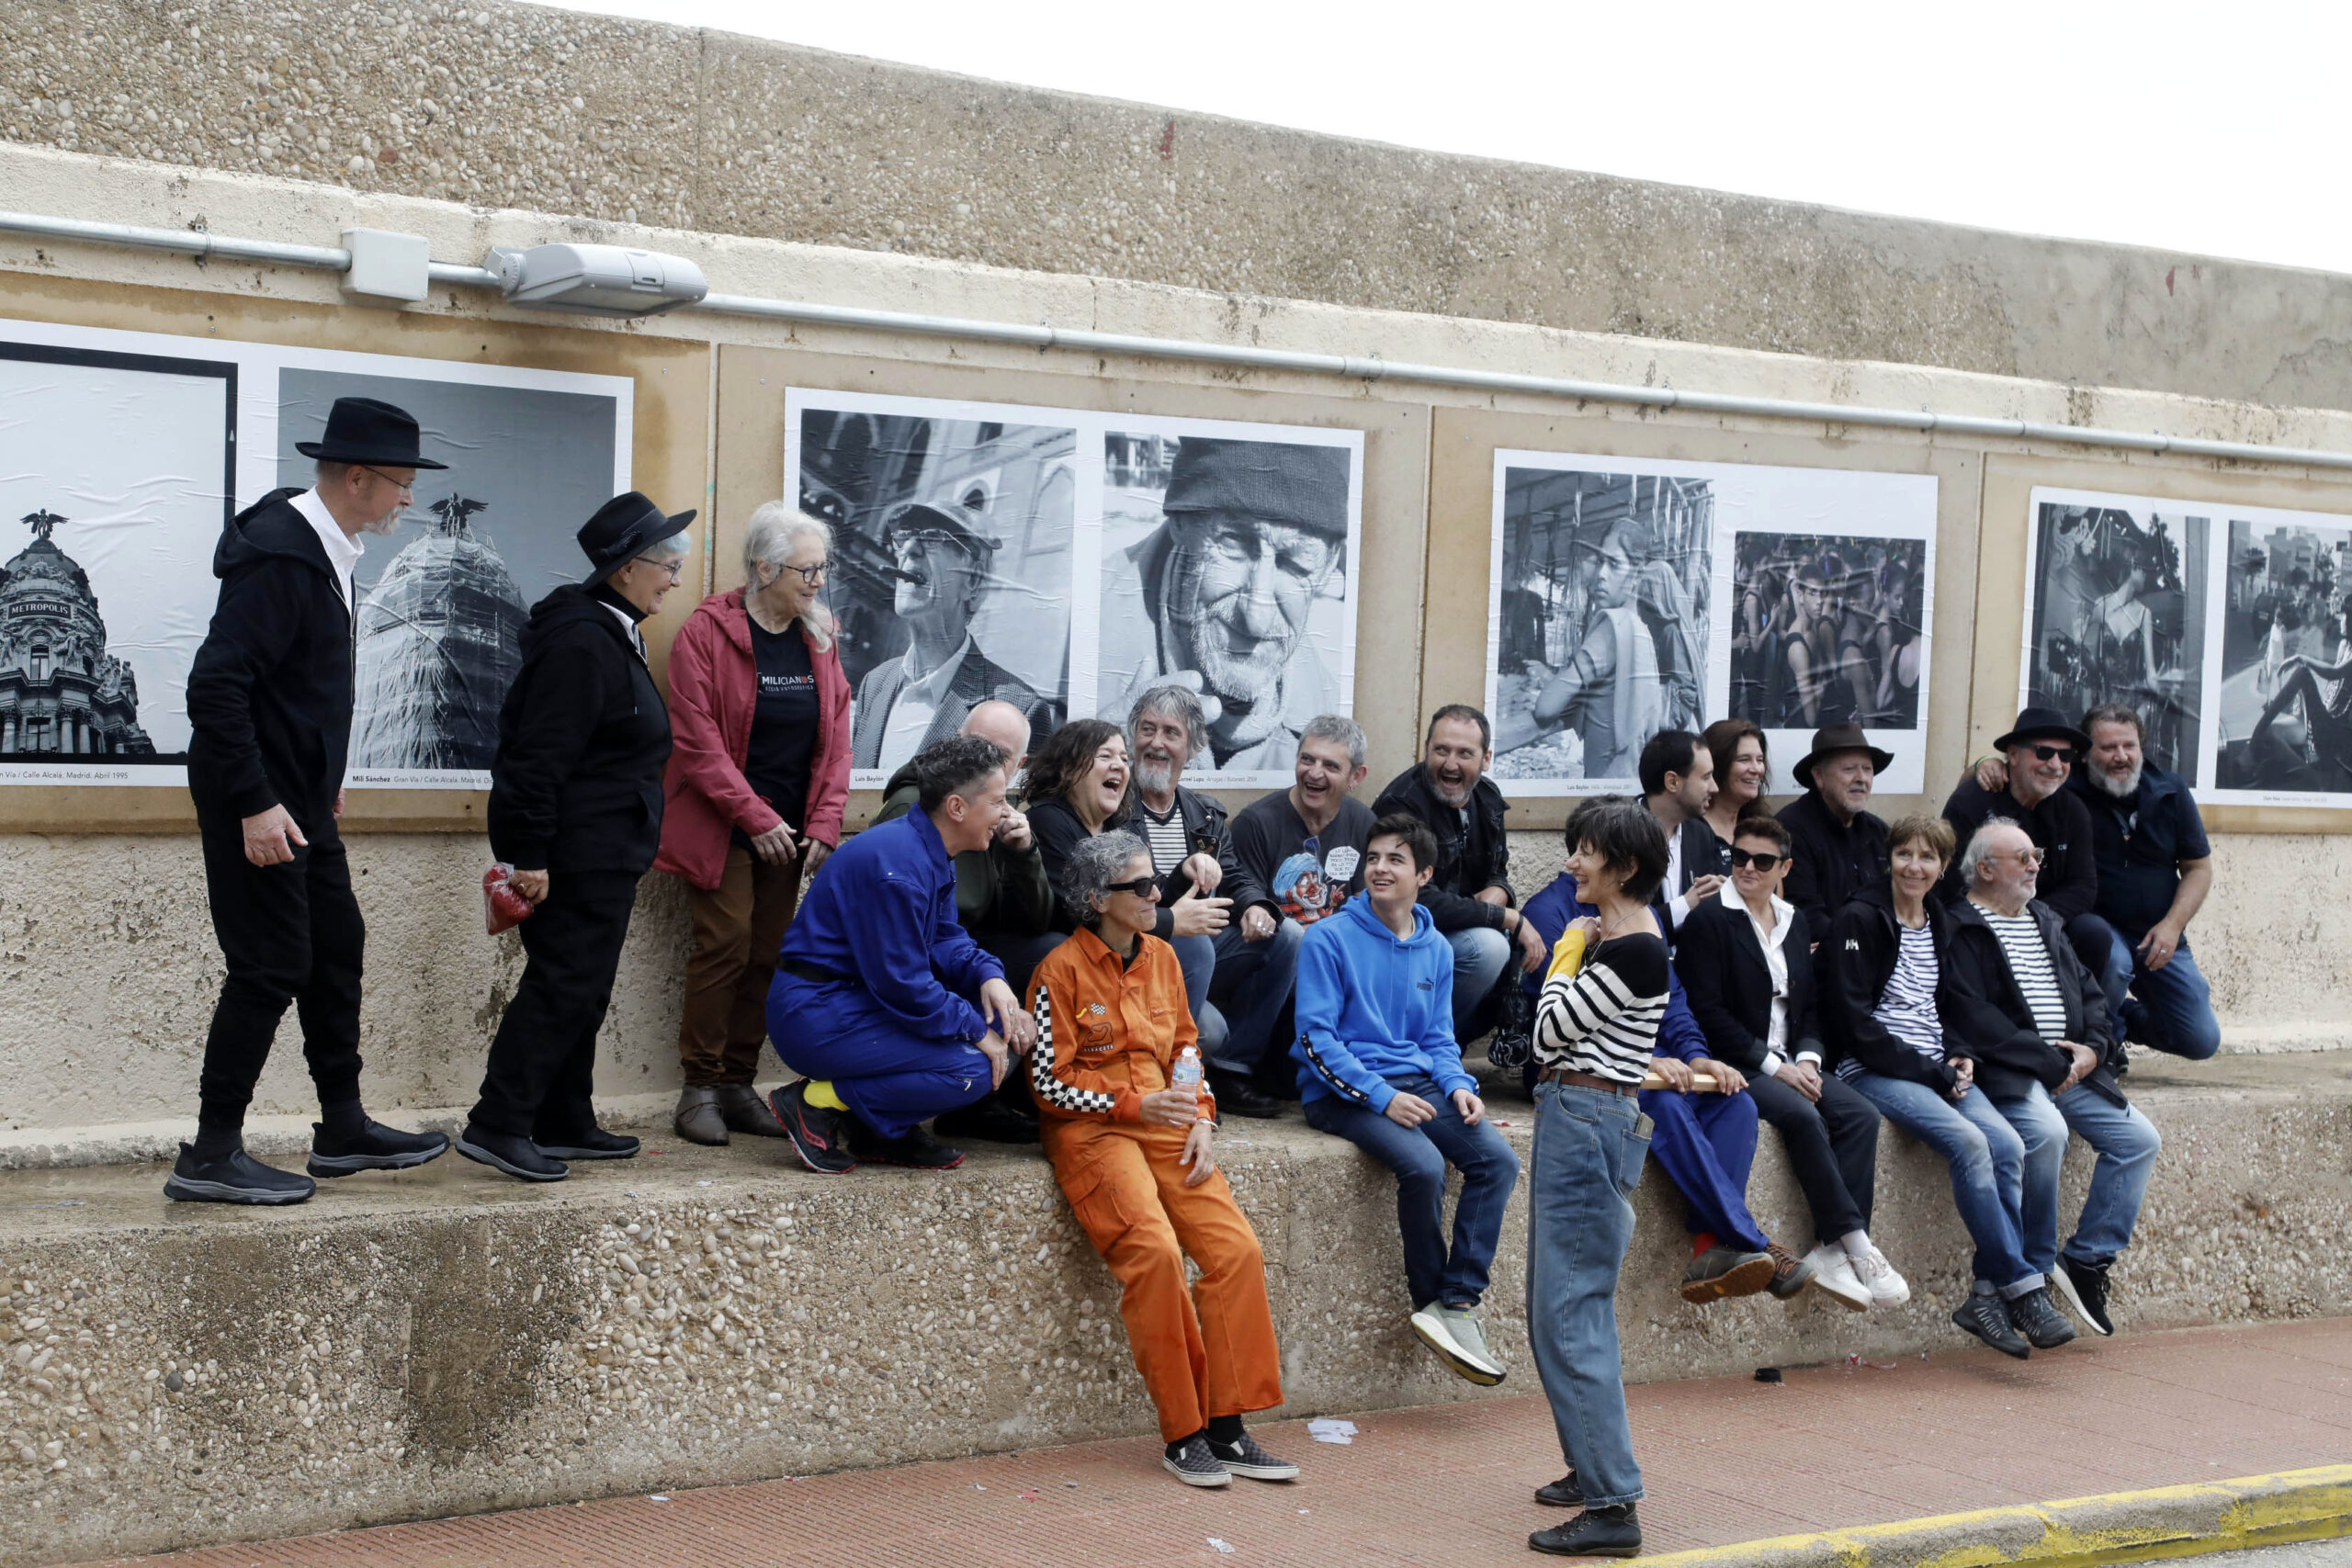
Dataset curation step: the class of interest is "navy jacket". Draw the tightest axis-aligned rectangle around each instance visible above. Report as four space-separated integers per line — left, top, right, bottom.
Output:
1816 885 1963 1092
1674 892 1823 1076
2069 764 2209 940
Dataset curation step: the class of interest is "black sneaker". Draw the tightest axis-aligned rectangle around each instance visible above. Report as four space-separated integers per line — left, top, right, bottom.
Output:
1487 987 1535 1073
1207 1431 1299 1482
2007 1285 2077 1349
848 1120 966 1171
1208 1071 1283 1120
769 1081 856 1175
164 1143 315 1205
1535 1472 1584 1508
933 1100 1043 1145
307 1118 450 1178
2053 1256 2115 1337
535 1126 641 1161
1530 1503 1641 1558
1161 1433 1231 1488
1951 1292 2031 1359
454 1124 569 1183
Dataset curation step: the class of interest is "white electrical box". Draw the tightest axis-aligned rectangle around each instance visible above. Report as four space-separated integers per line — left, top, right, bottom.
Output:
341 228 431 304
486 243 708 318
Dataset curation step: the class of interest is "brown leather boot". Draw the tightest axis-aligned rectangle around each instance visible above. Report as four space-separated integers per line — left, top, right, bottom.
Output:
717 1083 786 1138
673 1086 727 1146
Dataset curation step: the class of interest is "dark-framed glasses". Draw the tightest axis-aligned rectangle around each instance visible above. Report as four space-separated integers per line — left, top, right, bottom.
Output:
1729 848 1783 871
777 558 829 585
890 527 978 561
1102 876 1161 899
356 465 416 497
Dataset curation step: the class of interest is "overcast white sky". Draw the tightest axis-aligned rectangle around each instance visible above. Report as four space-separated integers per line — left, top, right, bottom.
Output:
537 0 2350 275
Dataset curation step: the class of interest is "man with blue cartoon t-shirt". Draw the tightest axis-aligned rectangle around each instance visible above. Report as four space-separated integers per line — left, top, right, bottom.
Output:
1220 716 1377 1087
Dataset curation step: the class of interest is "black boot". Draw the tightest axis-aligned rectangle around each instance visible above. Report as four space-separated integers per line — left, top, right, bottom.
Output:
307 1117 449 1178
1208 1068 1283 1120
455 1123 569 1183
716 1083 786 1138
934 1096 1043 1144
164 1142 315 1205
1534 1472 1584 1508
1530 1503 1640 1557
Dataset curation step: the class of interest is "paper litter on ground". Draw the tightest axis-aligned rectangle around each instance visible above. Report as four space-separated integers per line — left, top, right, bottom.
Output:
1207 1540 1236 1555
1308 1418 1358 1444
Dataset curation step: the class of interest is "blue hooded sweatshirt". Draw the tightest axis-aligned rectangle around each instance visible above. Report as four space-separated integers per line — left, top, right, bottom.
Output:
1292 891 1474 1111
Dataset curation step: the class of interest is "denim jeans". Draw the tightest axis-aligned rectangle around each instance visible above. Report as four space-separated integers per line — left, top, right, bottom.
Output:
1525 1081 1647 1508
1168 931 1227 1063
1445 926 1511 1037
2106 928 2222 1061
1303 1072 1521 1310
1992 1080 2164 1274
1206 917 1305 1075
1844 1069 2039 1296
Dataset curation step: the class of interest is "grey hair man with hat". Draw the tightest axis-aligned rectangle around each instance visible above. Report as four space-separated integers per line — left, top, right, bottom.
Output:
1775 722 1895 941
1099 436 1351 772
458 492 693 1182
1939 706 2117 998
170 397 454 1204
851 498 1055 774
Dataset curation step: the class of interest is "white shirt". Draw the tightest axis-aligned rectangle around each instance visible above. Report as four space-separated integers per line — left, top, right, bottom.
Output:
602 599 647 658
1719 881 1816 1077
876 634 974 775
1665 826 1689 928
289 487 364 613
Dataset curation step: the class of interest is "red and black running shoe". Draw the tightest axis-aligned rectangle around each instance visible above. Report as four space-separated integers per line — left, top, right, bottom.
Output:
769 1079 856 1175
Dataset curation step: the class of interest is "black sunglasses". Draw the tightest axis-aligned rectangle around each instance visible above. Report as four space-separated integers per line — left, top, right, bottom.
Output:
1102 876 1161 899
1729 848 1783 872
2026 743 2075 763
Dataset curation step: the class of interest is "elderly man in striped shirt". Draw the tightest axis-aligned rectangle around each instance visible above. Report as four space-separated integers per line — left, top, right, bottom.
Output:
1945 819 2163 1347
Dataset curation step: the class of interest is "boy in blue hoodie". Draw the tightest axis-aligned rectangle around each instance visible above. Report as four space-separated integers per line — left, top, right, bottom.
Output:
1294 812 1523 1385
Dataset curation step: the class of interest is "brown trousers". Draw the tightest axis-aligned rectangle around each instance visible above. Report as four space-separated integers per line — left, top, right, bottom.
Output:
677 845 805 1087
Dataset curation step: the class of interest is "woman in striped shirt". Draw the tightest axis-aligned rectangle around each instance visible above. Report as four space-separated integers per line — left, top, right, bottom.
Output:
1521 800 1667 1560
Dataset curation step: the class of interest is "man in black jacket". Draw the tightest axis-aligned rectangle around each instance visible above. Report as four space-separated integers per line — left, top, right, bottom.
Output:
170 398 452 1205
1637 728 1728 933
1776 723 1893 941
460 494 690 1182
1940 706 2114 992
1947 819 2162 1340
1373 705 1545 1041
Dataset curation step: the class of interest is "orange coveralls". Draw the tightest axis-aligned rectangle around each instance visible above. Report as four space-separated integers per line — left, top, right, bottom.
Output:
1029 926 1283 1443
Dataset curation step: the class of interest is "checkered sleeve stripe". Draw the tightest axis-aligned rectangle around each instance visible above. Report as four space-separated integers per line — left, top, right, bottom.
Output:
1030 981 1117 1116
1296 1030 1373 1105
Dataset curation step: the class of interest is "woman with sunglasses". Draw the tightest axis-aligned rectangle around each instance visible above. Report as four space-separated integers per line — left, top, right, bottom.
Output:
1673 816 1908 1313
1029 831 1294 1489
653 503 852 1147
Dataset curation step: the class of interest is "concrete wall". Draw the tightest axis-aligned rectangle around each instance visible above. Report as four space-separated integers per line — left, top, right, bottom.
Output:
9 0 2352 412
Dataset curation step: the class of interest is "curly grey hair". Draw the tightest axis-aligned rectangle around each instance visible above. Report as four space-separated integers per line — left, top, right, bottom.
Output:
1060 830 1152 931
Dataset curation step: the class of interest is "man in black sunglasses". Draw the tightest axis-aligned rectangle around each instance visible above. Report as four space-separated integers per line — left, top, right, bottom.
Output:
1940 706 2116 994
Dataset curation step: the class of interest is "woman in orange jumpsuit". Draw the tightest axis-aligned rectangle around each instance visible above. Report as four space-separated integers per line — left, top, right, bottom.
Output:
1029 830 1297 1489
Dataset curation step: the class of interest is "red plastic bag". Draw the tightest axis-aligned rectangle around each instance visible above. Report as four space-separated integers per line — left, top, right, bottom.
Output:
484 863 536 934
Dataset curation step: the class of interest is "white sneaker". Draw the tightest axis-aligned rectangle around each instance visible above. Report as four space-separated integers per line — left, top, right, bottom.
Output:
1849 1243 1911 1308
1805 1244 1872 1312
1410 1305 1506 1385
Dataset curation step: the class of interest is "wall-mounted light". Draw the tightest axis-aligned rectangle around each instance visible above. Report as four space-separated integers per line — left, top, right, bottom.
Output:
484 243 707 317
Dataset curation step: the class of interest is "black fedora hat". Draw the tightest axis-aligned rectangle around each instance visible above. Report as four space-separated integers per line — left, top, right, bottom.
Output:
294 397 447 470
1993 705 2093 754
1792 722 1896 789
578 491 696 586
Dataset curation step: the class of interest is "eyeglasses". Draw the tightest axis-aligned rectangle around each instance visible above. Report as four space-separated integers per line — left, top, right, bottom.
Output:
356 466 416 497
1999 848 2046 866
890 528 978 561
1102 876 1161 899
632 555 684 581
2024 744 2075 763
776 558 828 585
1729 848 1784 871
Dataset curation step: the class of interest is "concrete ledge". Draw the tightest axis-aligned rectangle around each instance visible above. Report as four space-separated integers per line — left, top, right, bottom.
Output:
1 1055 2347 1565
1639 1464 2352 1568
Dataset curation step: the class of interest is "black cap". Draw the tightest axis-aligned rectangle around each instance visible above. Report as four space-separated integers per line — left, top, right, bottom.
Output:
578 491 695 586
294 397 447 469
1992 706 2093 754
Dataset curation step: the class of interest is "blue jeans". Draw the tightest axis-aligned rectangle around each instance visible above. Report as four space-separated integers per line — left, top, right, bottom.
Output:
1845 1069 2039 1296
1636 1087 1770 1252
1207 917 1305 1075
1445 926 1511 1037
1993 1081 2164 1274
1525 1081 1647 1508
2106 928 2222 1061
1304 1073 1521 1310
1168 931 1227 1064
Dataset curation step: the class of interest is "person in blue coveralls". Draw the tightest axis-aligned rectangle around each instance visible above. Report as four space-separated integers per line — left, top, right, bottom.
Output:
765 734 1039 1174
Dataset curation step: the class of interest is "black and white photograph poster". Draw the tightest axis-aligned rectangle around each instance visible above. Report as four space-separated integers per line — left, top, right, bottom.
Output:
0 335 235 784
2211 509 2352 806
2019 488 2210 784
786 388 1363 790
1487 450 1935 795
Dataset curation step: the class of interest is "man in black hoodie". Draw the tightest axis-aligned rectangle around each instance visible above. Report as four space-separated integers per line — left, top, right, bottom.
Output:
172 399 452 1205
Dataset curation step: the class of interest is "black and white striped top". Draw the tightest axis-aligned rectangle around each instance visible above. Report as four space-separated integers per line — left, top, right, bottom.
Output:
1840 919 1942 1079
1532 933 1668 1085
1982 909 2067 1043
1135 800 1189 876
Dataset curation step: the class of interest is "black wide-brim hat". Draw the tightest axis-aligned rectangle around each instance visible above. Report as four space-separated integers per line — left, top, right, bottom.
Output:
1993 705 2093 754
1792 722 1896 789
579 491 696 585
293 396 448 469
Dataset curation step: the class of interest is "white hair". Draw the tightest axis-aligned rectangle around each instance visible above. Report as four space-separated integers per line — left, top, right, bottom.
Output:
1961 817 2021 884
742 501 837 652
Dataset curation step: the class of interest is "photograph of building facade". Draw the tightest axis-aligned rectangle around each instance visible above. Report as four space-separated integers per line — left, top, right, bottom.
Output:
0 508 159 757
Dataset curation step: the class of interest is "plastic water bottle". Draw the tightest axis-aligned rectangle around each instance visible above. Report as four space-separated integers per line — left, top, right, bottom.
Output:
1171 1044 1204 1099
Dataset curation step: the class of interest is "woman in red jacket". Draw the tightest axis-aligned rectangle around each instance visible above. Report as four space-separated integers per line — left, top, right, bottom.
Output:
654 503 852 1145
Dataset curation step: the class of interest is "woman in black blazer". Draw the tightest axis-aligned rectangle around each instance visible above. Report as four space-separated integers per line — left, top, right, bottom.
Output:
1674 815 1903 1312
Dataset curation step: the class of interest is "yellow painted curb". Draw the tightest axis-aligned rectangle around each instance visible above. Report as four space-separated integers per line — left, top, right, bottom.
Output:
1636 1464 2352 1568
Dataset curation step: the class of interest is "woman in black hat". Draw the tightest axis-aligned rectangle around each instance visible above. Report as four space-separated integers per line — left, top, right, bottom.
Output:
458 492 695 1182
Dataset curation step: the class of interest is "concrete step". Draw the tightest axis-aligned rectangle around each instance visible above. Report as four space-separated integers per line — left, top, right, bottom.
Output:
2 1054 2347 1566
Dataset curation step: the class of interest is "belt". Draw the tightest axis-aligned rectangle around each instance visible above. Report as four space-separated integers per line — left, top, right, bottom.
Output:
782 959 851 986
1539 1066 1641 1099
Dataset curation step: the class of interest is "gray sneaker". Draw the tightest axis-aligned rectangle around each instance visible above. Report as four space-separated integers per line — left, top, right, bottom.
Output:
1410 1304 1506 1385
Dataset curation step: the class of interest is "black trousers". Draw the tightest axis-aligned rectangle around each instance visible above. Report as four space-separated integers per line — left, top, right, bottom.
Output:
471 870 643 1141
1747 1068 1879 1247
195 814 367 1131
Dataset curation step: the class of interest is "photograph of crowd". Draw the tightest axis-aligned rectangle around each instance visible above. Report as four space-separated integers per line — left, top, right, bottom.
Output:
1728 532 1927 733
793 397 1078 781
2214 514 2352 800
2021 497 2207 782
1488 465 1713 787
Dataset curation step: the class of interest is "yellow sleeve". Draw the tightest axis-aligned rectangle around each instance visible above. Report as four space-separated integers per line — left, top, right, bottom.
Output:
1544 922 1588 987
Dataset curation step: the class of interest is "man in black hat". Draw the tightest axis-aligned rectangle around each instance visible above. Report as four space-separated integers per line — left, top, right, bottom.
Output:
1940 706 2115 1011
1775 723 1894 941
1100 436 1351 772
850 499 1055 774
171 397 454 1204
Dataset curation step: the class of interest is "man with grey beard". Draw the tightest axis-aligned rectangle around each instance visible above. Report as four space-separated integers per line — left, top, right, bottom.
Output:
1972 704 2219 1061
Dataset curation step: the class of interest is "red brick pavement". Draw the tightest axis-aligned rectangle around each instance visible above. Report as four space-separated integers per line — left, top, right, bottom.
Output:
74 1319 2352 1568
